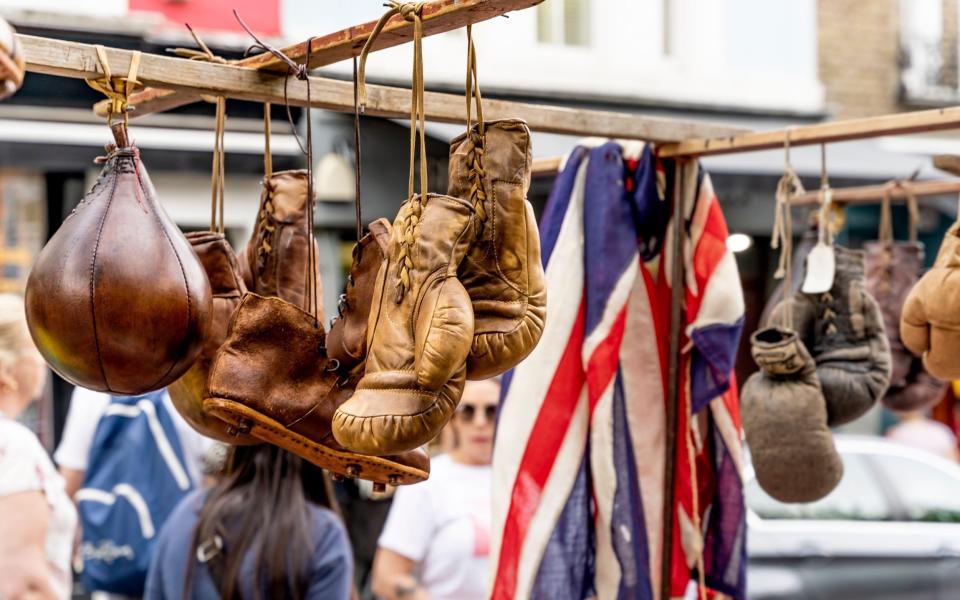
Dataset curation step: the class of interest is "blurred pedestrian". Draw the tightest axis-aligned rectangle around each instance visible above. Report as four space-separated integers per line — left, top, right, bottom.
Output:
145 443 353 599
372 379 499 600
0 294 77 599
887 409 960 462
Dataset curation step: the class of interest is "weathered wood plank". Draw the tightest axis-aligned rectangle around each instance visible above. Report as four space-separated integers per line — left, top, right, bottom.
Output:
120 0 544 118
20 34 747 143
659 106 960 157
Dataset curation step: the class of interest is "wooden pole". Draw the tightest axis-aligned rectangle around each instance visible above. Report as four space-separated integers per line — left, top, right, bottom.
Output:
791 178 960 206
19 35 746 143
119 0 545 118
661 158 687 600
658 106 960 158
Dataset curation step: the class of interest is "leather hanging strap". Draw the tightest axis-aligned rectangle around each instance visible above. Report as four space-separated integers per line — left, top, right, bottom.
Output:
879 180 920 244
358 1 428 302
86 45 142 144
263 103 273 179
210 96 227 234
772 131 804 331
235 11 320 322
353 56 363 244
465 25 488 234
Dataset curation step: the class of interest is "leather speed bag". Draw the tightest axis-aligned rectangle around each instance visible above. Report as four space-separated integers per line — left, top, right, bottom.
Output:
25 146 212 395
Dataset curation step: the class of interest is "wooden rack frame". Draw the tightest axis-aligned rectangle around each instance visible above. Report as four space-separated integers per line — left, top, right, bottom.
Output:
21 3 960 599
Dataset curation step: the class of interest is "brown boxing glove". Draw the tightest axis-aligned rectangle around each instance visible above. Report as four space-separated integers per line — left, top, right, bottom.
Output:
326 219 391 375
448 120 546 379
332 194 477 455
168 232 259 445
239 170 322 314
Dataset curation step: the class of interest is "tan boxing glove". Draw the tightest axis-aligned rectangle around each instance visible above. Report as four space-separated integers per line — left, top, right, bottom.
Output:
448 120 546 379
332 194 477 455
901 222 960 380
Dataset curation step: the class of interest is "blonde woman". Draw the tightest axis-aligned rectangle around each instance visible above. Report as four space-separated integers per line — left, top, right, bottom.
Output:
373 379 500 600
0 294 77 599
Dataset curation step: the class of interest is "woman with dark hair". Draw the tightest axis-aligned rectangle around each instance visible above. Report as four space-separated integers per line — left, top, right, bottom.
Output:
144 444 353 599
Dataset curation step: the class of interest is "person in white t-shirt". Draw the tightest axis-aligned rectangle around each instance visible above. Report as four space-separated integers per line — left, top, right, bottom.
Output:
55 386 211 499
373 378 499 600
0 294 77 599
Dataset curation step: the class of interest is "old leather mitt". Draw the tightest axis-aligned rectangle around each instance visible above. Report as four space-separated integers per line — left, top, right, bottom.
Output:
901 222 960 380
333 194 476 455
26 146 211 394
326 218 391 374
770 246 891 426
865 241 945 411
448 119 546 379
742 327 843 503
239 169 322 314
204 293 430 485
168 232 259 445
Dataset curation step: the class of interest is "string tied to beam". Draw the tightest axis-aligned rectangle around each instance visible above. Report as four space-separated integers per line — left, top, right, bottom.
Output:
771 129 804 331
85 44 142 145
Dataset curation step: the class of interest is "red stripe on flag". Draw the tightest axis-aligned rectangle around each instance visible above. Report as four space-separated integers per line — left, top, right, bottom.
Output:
586 306 628 414
492 300 587 600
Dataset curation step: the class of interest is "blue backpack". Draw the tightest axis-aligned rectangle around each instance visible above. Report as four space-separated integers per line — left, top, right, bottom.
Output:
76 390 194 595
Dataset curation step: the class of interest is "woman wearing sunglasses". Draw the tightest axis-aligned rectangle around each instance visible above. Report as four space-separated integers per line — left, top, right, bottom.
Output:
372 379 500 600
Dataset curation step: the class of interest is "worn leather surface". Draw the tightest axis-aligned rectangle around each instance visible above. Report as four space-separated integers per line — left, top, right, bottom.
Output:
206 293 429 476
333 193 476 455
901 222 960 380
864 241 946 411
168 232 259 444
327 219 391 373
25 146 212 394
742 327 842 503
448 119 546 379
239 170 323 315
770 247 891 426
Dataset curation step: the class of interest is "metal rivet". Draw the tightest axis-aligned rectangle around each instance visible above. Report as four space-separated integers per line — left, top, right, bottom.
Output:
388 474 400 486
345 464 361 478
372 482 386 493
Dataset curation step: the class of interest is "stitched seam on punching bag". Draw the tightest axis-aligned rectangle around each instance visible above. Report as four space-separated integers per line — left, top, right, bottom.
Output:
142 166 194 391
89 170 121 393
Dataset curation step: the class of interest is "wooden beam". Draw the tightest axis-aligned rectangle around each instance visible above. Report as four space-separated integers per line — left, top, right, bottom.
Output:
659 106 960 158
20 35 747 143
116 0 543 118
791 179 960 206
933 154 960 177
532 156 562 177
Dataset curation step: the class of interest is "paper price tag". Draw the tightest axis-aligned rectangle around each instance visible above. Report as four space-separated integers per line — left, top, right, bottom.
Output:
802 241 835 293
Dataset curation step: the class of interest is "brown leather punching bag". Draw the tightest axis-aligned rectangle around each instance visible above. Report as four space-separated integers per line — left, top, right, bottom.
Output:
26 140 212 395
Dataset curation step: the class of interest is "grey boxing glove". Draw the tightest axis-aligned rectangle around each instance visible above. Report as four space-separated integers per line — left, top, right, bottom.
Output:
770 246 892 426
742 327 843 503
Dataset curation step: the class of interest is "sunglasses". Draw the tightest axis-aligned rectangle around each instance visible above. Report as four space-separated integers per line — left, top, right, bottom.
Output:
456 403 497 423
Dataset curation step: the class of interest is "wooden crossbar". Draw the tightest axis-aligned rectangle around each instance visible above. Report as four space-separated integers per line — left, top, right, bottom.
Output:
121 0 545 118
791 179 960 206
659 106 960 158
20 35 746 142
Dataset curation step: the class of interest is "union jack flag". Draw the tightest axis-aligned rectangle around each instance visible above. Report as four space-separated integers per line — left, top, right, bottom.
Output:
489 142 746 600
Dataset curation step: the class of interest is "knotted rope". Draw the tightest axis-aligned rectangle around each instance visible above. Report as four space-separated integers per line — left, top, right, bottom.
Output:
772 131 804 331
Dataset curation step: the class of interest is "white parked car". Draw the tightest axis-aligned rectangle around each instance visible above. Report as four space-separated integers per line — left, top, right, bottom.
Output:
746 435 960 600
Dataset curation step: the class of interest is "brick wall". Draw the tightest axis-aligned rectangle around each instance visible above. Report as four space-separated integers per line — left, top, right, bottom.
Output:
818 0 901 118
